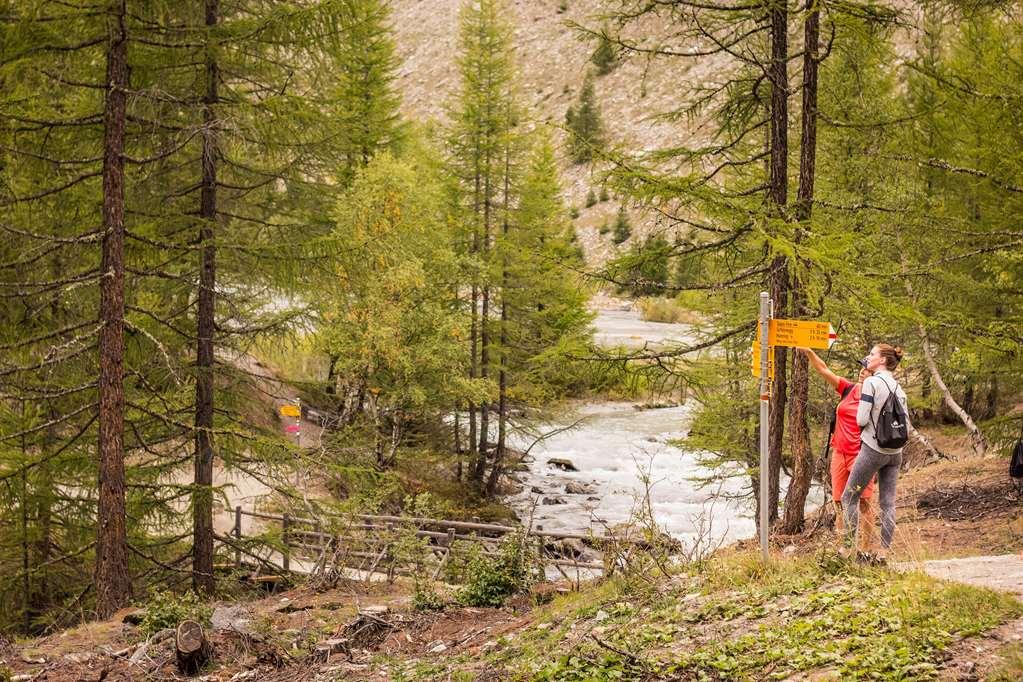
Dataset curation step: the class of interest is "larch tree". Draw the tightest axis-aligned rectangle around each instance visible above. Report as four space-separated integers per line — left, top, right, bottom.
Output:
446 0 517 486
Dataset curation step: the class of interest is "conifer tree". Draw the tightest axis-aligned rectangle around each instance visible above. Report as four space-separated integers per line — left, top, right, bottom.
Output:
591 28 618 75
333 0 406 187
612 205 631 245
447 0 517 485
565 71 604 163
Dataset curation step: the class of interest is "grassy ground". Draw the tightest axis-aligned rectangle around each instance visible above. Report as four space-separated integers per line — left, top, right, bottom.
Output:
5 551 1023 681
387 552 1023 681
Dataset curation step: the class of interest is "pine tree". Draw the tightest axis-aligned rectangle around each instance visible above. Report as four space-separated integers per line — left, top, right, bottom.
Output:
489 132 591 491
447 0 517 485
591 28 618 75
566 71 604 163
611 205 631 244
333 0 406 187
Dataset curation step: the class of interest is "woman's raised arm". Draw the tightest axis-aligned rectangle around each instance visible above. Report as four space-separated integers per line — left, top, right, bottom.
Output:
796 347 841 390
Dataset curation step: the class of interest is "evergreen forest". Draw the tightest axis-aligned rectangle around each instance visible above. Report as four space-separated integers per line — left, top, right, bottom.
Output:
1 0 1022 647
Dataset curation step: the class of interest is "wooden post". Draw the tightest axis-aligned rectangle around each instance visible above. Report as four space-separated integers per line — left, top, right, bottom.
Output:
282 513 291 572
233 506 242 569
314 519 323 564
386 521 396 582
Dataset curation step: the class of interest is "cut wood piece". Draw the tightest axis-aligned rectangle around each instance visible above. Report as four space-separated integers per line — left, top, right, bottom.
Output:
314 637 350 658
248 574 284 583
175 620 211 675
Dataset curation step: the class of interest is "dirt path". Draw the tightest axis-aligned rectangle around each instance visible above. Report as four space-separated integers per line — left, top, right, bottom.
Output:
904 554 1023 598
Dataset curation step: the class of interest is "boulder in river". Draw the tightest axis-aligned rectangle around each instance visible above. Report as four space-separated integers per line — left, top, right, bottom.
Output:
547 458 578 472
565 481 595 495
531 486 544 494
542 496 566 505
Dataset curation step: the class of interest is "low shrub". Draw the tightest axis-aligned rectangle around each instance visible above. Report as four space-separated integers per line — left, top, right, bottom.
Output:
456 534 536 608
138 590 213 638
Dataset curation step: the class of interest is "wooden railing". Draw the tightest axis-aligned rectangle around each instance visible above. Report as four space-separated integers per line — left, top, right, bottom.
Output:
218 506 629 584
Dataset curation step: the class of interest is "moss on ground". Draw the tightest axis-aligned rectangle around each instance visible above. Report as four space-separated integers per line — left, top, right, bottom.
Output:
391 552 1023 681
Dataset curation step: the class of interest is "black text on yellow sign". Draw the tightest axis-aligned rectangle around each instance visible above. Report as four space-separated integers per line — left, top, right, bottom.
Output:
750 341 775 379
755 319 837 350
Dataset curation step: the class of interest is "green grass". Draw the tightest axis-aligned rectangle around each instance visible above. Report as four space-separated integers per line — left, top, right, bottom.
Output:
394 552 1023 681
636 296 700 324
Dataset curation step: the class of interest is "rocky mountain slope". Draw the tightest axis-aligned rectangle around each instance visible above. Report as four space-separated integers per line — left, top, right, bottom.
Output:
390 0 710 265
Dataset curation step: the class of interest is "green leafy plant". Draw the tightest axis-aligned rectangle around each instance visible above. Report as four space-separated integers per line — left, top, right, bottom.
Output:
456 534 535 607
585 189 597 207
138 590 213 638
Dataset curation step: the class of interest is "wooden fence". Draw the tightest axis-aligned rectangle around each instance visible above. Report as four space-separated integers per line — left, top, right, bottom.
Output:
218 506 628 585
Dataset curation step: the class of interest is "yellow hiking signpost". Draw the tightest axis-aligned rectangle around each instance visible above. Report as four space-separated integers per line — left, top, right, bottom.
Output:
751 320 836 379
750 341 775 379
755 319 838 349
754 295 837 562
279 404 301 418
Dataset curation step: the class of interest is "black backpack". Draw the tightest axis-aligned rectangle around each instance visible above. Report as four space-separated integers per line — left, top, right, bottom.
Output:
1010 420 1023 481
873 375 908 449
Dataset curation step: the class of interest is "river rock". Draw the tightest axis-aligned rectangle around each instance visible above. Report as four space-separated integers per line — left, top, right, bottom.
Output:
542 496 566 505
211 605 252 634
586 496 601 502
547 458 578 472
558 538 600 562
565 481 595 495
531 485 544 494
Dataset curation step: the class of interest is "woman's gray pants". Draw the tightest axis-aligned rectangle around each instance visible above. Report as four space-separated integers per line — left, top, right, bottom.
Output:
842 443 902 549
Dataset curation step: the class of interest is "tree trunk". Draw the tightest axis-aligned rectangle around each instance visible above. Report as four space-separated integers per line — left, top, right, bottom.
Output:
193 0 219 596
766 1 790 524
477 142 494 475
902 268 988 456
768 267 788 523
175 620 211 674
468 141 481 472
487 145 512 498
780 0 819 535
95 0 132 619
917 328 987 456
982 376 999 421
325 353 339 395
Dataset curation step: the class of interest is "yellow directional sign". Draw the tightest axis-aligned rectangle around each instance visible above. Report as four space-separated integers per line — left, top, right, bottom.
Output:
279 404 301 418
751 341 776 379
756 319 837 350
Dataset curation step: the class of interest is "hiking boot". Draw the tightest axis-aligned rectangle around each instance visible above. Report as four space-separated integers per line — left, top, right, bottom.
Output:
856 551 887 567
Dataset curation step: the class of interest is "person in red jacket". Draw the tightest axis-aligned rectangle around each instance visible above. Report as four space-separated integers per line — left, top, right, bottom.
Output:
797 347 876 550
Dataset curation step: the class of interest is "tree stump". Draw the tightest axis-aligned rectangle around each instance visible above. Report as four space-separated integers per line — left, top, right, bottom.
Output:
175 620 211 675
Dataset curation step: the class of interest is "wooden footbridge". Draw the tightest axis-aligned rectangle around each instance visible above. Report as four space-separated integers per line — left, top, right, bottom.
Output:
214 506 652 586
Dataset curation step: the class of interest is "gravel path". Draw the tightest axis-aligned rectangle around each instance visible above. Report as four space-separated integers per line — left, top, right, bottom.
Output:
905 555 1023 598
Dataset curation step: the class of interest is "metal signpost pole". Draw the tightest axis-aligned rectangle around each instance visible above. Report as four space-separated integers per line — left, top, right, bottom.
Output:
759 291 771 562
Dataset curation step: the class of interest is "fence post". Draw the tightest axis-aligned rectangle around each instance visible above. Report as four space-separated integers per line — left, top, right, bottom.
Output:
282 513 291 572
535 525 545 580
386 521 396 582
233 506 242 569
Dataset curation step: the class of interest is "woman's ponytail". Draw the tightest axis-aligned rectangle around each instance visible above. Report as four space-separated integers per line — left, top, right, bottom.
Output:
878 343 903 371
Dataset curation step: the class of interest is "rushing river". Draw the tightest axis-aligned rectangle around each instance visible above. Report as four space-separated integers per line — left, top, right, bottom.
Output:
507 307 818 548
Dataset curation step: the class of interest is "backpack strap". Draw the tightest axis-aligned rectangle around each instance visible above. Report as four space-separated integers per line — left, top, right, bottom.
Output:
869 373 897 434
